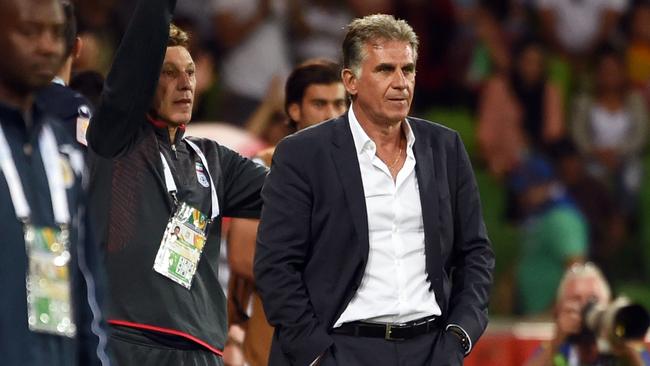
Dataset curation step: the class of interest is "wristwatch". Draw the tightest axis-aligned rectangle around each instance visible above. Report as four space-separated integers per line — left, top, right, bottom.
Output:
447 325 470 354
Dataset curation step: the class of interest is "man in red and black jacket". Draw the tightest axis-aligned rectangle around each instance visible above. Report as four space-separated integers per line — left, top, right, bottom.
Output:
87 0 267 364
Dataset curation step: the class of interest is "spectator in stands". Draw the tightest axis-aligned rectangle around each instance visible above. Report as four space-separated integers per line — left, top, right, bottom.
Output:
537 0 628 98
478 38 564 178
462 0 532 95
513 155 588 315
243 75 292 147
290 0 353 64
75 0 123 76
73 30 112 76
225 59 346 366
524 262 650 366
570 47 648 217
395 0 462 109
213 0 292 126
537 0 627 62
549 140 627 283
626 1 650 106
176 0 221 44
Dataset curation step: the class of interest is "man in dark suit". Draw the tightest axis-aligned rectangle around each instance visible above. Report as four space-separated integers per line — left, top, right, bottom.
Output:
254 14 494 366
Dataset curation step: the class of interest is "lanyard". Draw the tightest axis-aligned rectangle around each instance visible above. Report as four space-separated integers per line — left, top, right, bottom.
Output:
159 139 219 219
0 122 69 225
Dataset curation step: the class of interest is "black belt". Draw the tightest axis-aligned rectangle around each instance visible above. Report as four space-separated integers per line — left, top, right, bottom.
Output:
332 315 439 341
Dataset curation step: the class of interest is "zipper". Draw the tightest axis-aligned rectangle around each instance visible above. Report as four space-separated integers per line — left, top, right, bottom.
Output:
171 143 178 159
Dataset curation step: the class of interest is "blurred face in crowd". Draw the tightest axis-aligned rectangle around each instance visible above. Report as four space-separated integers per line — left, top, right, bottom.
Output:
596 55 625 94
558 155 584 187
631 5 650 42
559 274 609 310
517 44 544 86
0 0 66 99
288 82 347 130
519 182 553 213
151 46 196 126
343 39 415 126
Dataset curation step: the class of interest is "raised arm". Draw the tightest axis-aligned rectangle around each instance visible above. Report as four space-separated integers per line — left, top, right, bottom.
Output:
88 0 177 157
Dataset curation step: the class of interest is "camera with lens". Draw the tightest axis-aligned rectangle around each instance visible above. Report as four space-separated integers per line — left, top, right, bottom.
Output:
569 297 650 354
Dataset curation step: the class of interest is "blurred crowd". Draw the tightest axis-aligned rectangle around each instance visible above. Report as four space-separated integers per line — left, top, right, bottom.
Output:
66 0 650 319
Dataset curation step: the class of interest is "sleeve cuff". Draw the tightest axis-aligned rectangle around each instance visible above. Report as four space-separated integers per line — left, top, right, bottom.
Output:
309 354 323 366
446 323 473 355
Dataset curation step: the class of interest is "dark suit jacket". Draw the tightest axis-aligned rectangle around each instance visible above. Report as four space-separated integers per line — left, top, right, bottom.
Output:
254 115 494 366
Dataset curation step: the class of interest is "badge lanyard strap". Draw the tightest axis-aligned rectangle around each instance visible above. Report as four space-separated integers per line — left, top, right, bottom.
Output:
159 151 179 205
0 123 70 226
159 140 220 220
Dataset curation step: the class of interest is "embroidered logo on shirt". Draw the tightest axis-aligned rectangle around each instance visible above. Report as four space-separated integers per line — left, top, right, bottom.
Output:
195 162 209 188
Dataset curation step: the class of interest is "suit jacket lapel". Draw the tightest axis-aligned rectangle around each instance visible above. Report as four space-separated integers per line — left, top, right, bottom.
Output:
331 116 369 263
411 120 444 300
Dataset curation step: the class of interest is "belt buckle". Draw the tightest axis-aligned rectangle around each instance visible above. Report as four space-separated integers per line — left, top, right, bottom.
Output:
384 324 405 341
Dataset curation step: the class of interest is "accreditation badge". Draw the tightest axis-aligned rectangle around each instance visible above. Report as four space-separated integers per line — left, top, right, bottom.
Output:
153 202 209 289
24 225 76 337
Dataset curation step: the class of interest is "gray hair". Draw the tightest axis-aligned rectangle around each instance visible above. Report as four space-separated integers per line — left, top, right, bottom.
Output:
342 14 419 77
556 262 611 304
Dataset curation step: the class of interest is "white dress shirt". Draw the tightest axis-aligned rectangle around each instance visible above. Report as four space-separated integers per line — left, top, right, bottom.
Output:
334 107 442 328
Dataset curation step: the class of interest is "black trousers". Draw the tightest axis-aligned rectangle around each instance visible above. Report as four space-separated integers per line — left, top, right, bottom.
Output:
319 327 464 366
109 326 224 366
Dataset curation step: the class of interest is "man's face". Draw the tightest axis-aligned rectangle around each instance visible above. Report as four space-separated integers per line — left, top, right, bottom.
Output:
597 56 625 93
562 276 609 309
289 82 347 130
343 39 415 126
151 46 196 126
0 0 66 96
517 45 544 85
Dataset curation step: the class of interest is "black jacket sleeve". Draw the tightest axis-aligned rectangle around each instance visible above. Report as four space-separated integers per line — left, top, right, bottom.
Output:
87 0 177 158
218 144 268 219
447 133 495 347
254 138 333 366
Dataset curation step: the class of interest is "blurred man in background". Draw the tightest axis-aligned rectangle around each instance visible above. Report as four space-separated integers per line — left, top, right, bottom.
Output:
0 0 109 364
525 262 650 366
513 155 588 316
37 0 93 149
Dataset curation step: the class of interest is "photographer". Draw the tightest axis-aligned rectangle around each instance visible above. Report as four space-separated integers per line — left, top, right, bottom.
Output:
525 262 650 366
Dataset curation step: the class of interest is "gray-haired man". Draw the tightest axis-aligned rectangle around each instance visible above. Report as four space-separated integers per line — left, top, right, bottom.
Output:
255 14 494 366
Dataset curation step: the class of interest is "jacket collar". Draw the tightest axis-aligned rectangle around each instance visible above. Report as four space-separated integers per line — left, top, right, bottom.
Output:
0 98 48 135
146 113 186 145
